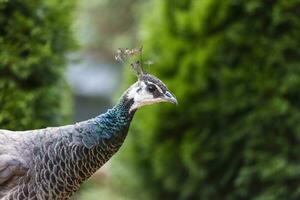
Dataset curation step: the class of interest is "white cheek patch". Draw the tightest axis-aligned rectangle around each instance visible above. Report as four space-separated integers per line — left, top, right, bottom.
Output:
126 81 167 112
133 82 153 102
126 82 145 99
126 81 159 112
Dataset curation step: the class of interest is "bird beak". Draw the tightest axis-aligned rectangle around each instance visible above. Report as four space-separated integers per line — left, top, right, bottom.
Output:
163 91 178 105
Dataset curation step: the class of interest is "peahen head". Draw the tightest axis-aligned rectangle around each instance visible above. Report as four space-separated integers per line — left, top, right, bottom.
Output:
125 73 177 112
116 47 177 113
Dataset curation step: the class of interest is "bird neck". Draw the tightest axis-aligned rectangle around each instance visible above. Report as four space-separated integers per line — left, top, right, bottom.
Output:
117 91 137 118
72 94 136 151
92 93 136 139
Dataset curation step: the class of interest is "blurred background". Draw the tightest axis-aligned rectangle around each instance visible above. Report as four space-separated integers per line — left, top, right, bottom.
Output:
1 0 300 199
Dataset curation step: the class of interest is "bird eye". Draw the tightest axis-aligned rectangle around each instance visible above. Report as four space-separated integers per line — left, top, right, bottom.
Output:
147 84 156 92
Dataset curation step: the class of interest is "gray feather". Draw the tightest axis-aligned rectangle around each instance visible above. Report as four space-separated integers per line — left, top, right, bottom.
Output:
0 101 134 200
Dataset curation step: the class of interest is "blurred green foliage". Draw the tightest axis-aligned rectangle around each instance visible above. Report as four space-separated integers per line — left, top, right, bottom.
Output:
122 0 300 199
0 0 76 130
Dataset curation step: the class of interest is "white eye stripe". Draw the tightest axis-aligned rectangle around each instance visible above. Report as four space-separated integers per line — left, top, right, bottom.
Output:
147 81 163 93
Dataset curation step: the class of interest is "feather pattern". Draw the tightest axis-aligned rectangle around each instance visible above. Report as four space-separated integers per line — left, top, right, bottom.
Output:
0 98 135 200
0 70 177 200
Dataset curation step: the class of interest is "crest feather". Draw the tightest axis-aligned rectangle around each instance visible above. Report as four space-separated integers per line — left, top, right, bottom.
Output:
115 46 152 78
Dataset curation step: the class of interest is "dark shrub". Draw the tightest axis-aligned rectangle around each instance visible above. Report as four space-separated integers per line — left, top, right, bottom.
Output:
0 0 76 130
123 0 300 199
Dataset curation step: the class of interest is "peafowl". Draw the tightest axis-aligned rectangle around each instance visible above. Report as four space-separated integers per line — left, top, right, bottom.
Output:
0 48 177 200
